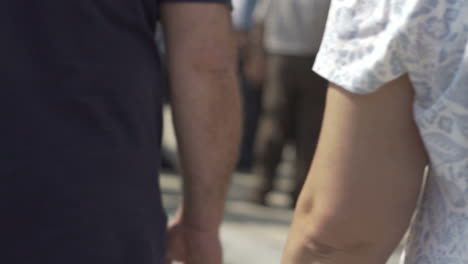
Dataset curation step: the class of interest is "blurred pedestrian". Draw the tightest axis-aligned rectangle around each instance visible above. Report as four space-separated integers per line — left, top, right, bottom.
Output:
248 0 331 206
1 1 240 264
283 0 468 263
232 0 264 172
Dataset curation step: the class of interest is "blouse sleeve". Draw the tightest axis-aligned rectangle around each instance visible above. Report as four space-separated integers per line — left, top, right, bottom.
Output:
313 0 408 94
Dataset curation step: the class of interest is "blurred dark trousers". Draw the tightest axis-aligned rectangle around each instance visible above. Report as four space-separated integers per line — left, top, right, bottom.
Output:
238 58 262 170
253 53 327 203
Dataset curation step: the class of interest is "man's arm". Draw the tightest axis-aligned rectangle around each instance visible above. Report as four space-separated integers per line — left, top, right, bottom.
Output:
161 2 241 263
283 75 429 263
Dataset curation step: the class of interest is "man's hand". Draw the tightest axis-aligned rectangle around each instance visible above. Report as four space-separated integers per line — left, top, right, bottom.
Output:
165 218 222 264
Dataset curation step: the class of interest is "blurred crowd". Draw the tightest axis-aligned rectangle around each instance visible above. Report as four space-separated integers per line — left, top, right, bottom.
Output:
231 0 331 208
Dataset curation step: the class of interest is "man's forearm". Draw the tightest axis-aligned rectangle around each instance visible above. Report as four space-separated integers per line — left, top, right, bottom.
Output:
161 3 241 231
171 68 241 230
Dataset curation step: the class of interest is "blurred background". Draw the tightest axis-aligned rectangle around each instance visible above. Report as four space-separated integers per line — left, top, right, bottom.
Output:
159 0 405 263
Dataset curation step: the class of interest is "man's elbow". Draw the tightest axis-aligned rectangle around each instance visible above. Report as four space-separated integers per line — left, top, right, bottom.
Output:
188 50 236 79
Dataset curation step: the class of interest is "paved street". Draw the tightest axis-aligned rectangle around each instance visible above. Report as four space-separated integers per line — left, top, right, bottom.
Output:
161 107 403 264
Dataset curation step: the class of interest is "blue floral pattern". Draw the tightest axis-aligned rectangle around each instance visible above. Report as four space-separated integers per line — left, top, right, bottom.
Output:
314 0 468 263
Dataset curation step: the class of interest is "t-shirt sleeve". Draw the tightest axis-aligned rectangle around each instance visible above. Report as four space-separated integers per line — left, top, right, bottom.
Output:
313 0 407 94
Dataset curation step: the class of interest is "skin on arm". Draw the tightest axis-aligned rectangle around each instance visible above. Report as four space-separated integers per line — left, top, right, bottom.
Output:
160 3 241 263
282 75 429 264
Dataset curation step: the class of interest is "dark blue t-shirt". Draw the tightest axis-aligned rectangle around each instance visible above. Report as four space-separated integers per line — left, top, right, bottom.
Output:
0 0 228 263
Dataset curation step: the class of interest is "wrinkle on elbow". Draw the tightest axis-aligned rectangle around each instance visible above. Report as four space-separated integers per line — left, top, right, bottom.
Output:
298 235 379 264
187 47 235 75
295 202 373 254
187 58 236 81
303 236 342 259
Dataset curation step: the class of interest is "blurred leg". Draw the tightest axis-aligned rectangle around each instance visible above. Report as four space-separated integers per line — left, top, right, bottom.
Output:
238 70 263 171
251 54 293 204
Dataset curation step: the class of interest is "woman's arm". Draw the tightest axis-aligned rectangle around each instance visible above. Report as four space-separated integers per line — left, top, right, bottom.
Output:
283 75 429 264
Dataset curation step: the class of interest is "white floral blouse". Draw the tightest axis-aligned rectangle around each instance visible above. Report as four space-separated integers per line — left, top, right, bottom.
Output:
314 0 468 263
